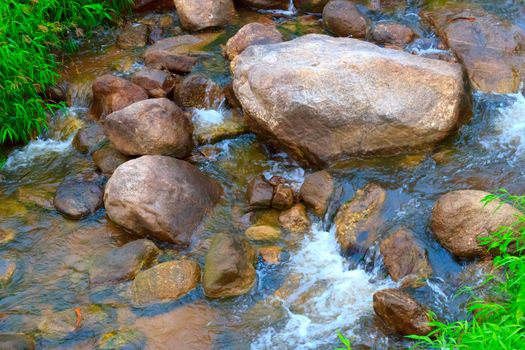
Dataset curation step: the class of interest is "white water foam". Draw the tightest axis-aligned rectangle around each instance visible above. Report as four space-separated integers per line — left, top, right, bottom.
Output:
192 108 225 127
252 223 394 349
258 0 297 16
489 91 525 156
3 136 73 171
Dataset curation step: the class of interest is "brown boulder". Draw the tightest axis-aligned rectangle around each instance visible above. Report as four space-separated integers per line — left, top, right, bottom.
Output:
103 98 193 157
90 75 148 120
92 145 129 175
173 0 235 32
72 123 106 154
225 23 283 60
117 23 149 49
323 0 368 38
131 68 176 98
143 35 200 73
53 177 104 220
294 0 330 12
174 74 223 109
247 175 274 209
380 228 432 287
300 170 333 216
131 260 201 306
89 239 160 285
245 225 281 241
104 155 223 245
235 0 289 9
231 34 467 167
272 184 294 210
431 190 521 258
371 22 416 46
373 288 433 336
278 204 310 232
334 183 386 251
258 246 282 264
203 233 256 298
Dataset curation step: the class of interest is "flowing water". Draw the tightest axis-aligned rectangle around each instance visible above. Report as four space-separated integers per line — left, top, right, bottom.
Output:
1 1 525 349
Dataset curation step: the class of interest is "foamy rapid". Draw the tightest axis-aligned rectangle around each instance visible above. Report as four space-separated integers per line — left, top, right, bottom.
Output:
490 91 525 156
3 137 73 171
258 0 296 15
252 223 394 349
192 108 225 127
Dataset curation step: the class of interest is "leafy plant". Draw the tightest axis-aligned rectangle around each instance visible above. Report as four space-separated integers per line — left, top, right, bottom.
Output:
409 191 525 349
0 0 133 145
335 330 352 350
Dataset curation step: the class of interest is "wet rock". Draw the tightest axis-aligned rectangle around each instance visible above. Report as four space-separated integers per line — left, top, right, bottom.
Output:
133 0 174 11
294 0 330 12
300 170 333 216
131 68 176 98
143 35 200 73
323 0 368 38
236 0 289 9
247 175 274 209
225 23 283 60
117 23 149 49
174 74 223 109
231 34 467 167
371 22 416 46
278 203 310 233
0 229 15 245
90 75 148 120
258 246 281 264
431 190 522 258
17 184 55 210
334 183 386 251
45 85 67 103
373 288 433 336
245 225 281 241
72 123 106 154
89 239 160 285
104 155 223 245
193 109 248 145
103 98 193 157
380 228 432 287
0 258 15 285
38 305 111 340
92 145 129 176
131 260 201 307
0 334 35 350
272 184 294 210
173 0 235 32
53 178 104 220
138 13 174 28
422 6 525 93
97 329 146 350
203 233 256 298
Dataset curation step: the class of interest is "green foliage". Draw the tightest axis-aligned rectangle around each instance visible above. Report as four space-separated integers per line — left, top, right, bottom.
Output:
409 190 525 349
0 0 133 144
335 330 352 350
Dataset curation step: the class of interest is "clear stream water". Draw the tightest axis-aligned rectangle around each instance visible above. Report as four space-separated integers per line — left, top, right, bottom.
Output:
1 1 525 349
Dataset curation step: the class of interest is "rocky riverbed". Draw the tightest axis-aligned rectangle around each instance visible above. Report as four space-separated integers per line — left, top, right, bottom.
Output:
1 0 525 349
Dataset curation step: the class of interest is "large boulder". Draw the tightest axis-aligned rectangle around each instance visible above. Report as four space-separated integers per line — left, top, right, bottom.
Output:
143 35 200 73
431 190 522 258
203 233 256 298
104 156 223 245
232 34 467 167
380 228 432 287
235 0 289 9
90 75 148 120
373 288 433 336
173 0 235 32
103 98 193 157
225 23 283 61
300 170 333 216
131 260 201 307
422 5 525 93
334 183 386 251
323 0 368 38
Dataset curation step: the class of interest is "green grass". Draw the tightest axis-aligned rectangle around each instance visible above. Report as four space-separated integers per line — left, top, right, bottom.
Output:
408 189 525 349
0 0 133 144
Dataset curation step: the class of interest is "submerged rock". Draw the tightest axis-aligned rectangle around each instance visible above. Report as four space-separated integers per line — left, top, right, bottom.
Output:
90 75 148 120
334 183 386 252
258 246 282 264
97 329 146 350
203 233 256 298
0 258 16 286
431 190 522 258
278 204 310 233
245 225 281 241
131 260 201 306
143 35 200 73
92 145 129 176
131 68 176 98
225 23 283 61
117 23 149 49
380 228 432 287
246 175 274 209
72 123 106 154
173 0 235 31
232 34 467 167
89 239 160 285
53 177 104 220
323 0 368 38
104 155 223 245
103 98 193 157
0 334 35 350
373 288 433 336
300 170 333 216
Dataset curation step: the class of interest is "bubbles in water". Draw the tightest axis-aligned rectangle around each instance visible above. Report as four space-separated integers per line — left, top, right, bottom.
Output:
192 108 225 127
3 137 74 171
252 223 394 350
